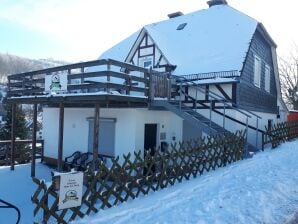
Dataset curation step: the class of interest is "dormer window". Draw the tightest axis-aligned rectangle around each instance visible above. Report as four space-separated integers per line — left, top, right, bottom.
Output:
177 23 187 31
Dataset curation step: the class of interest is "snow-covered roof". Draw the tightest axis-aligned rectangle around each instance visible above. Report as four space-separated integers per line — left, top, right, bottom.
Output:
99 30 140 62
99 5 260 76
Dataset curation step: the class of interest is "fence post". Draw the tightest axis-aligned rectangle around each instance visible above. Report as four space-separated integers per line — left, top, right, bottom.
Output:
245 117 249 157
42 186 48 223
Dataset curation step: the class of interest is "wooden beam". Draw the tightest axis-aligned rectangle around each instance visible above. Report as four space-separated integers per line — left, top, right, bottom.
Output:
205 85 209 101
215 84 232 101
232 83 237 103
10 104 16 171
31 104 38 177
92 104 100 170
57 103 64 172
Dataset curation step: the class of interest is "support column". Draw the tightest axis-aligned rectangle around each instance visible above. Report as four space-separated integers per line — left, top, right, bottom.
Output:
92 103 100 170
31 103 38 177
10 104 16 171
57 103 64 172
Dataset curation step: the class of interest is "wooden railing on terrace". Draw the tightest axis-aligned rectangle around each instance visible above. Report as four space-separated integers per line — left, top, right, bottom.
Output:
7 59 152 98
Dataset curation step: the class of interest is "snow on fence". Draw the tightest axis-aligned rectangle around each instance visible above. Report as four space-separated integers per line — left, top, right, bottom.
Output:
31 131 245 224
262 121 298 149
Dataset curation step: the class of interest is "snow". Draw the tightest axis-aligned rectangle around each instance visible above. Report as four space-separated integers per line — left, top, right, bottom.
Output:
184 77 239 85
74 141 298 224
1 141 298 223
11 91 147 99
98 5 259 76
99 30 141 62
0 163 52 224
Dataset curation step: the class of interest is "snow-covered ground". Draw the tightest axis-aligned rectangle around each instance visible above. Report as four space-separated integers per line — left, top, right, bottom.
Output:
0 163 52 224
74 141 298 224
0 141 298 224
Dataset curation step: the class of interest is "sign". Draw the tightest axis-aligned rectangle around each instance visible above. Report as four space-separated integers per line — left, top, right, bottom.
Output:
45 72 68 93
58 172 83 210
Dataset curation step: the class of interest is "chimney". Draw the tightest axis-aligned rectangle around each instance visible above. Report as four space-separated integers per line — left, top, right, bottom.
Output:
168 11 184 19
207 0 228 7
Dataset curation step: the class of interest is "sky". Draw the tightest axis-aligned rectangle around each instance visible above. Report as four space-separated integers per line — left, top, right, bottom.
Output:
0 0 297 62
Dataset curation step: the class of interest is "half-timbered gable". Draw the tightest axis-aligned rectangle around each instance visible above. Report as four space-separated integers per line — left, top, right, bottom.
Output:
125 30 171 72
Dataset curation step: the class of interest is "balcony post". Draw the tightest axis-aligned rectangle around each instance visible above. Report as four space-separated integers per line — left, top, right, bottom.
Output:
10 103 16 171
31 103 38 177
92 103 100 170
57 102 64 172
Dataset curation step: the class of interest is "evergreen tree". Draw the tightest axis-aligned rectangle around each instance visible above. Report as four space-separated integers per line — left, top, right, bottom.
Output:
0 103 28 140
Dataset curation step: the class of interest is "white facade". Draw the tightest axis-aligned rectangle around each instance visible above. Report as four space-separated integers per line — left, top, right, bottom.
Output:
43 108 186 163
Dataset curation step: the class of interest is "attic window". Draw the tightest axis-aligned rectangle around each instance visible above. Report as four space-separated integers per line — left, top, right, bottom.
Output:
177 23 187 31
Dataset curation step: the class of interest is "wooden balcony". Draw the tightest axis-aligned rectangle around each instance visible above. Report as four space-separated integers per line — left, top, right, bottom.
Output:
6 59 165 107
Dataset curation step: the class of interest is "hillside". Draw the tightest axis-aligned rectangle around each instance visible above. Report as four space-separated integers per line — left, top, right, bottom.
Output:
0 53 67 83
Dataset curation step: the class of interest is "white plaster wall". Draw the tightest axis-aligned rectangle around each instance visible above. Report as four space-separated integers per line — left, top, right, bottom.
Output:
43 108 93 159
43 108 183 162
277 100 288 122
188 84 232 100
133 109 183 158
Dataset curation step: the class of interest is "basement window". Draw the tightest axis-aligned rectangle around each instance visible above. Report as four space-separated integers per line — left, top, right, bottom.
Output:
177 23 187 31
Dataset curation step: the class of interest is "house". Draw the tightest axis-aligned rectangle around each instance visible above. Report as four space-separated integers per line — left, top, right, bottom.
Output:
5 0 287 172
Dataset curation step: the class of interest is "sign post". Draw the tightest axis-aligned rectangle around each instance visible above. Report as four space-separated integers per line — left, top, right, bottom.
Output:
57 172 83 210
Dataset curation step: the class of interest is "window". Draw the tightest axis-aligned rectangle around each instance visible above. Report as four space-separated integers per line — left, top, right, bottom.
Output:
264 64 271 93
88 118 116 157
143 60 152 68
254 55 261 88
177 23 187 30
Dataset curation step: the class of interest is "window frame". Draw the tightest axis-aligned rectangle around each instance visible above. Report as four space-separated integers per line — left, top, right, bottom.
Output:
139 56 153 69
253 54 262 88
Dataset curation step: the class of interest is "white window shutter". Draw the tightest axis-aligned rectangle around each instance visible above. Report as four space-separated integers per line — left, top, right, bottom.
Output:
265 65 271 92
254 55 261 88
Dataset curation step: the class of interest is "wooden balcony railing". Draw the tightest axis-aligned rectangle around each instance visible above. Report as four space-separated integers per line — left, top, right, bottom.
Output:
7 59 151 98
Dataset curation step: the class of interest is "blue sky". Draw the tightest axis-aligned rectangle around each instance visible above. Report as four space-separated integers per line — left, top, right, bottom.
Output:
0 0 297 62
0 18 73 59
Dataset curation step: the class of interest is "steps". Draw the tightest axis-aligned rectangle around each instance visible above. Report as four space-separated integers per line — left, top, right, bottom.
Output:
151 100 230 136
151 100 258 154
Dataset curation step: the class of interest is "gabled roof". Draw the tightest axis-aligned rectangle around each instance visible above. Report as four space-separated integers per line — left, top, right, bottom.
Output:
99 5 274 76
99 30 141 62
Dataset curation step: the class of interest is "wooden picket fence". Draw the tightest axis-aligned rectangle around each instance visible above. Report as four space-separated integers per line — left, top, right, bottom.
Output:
31 131 245 224
262 121 298 149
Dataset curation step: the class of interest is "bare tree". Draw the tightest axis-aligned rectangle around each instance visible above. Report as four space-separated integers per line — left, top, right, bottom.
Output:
279 48 298 110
